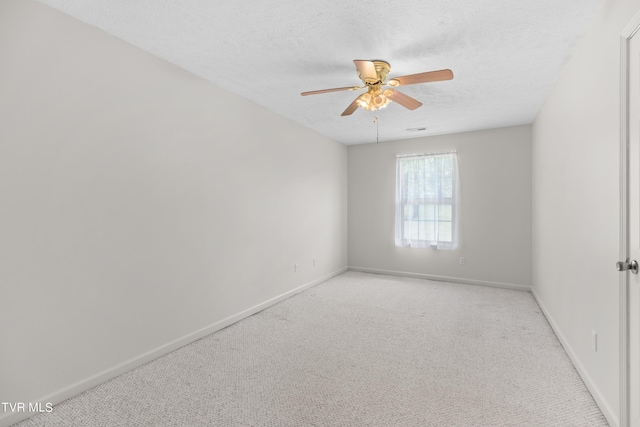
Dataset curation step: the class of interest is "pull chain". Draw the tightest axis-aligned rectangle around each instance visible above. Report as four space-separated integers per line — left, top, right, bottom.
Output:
373 115 379 143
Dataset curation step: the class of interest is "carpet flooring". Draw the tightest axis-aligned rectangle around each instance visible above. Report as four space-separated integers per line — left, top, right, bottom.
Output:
15 271 608 426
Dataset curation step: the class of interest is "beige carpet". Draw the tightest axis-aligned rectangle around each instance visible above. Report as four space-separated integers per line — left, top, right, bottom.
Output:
15 271 608 426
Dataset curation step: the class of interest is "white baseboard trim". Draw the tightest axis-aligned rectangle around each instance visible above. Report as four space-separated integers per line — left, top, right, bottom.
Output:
348 266 531 292
0 266 348 427
531 288 619 427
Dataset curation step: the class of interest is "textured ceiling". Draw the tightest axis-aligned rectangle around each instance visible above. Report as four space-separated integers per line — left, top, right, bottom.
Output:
37 0 603 145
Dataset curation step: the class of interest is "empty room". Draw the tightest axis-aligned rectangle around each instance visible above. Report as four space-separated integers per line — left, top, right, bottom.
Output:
2 0 638 426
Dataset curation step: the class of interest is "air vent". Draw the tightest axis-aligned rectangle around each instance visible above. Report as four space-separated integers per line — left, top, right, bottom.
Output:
406 127 427 132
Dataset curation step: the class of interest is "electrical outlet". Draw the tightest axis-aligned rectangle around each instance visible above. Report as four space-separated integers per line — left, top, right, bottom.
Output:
591 330 598 352
459 257 465 265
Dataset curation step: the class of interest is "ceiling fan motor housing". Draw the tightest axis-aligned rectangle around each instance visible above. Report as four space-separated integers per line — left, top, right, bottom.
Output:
358 60 391 84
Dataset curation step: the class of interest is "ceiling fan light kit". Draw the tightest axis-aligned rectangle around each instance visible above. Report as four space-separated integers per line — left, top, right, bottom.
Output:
301 59 453 116
356 88 395 111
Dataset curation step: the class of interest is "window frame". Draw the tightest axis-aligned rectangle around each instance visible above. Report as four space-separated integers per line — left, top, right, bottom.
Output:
394 152 459 250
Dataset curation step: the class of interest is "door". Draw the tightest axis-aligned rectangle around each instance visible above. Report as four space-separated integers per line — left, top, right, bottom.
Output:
629 29 640 426
621 15 640 427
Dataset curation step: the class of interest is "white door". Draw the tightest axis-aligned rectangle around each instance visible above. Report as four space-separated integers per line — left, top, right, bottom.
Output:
621 17 640 427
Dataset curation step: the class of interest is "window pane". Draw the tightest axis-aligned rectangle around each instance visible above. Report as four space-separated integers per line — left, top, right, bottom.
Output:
403 204 414 220
438 205 452 221
418 221 427 240
420 204 435 220
404 221 417 240
438 222 452 242
441 178 453 198
442 157 453 177
424 220 435 241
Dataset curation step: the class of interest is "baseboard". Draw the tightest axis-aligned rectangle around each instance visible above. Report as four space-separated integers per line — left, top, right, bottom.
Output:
0 266 348 427
348 266 531 292
531 288 619 427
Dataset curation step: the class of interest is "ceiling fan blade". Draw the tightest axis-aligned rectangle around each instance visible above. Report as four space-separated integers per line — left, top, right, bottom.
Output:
387 69 454 87
387 90 423 110
354 60 378 83
301 86 362 96
341 97 361 116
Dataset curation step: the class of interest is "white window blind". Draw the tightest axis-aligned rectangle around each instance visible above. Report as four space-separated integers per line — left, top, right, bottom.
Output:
395 152 460 250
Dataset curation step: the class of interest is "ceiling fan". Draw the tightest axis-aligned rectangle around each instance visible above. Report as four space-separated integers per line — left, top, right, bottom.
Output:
301 60 454 116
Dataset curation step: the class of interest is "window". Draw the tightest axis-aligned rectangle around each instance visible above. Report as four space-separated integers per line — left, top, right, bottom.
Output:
395 152 459 250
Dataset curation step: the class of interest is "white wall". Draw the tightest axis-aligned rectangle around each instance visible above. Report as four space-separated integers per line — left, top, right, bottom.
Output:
0 1 347 424
348 125 532 289
531 1 640 425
